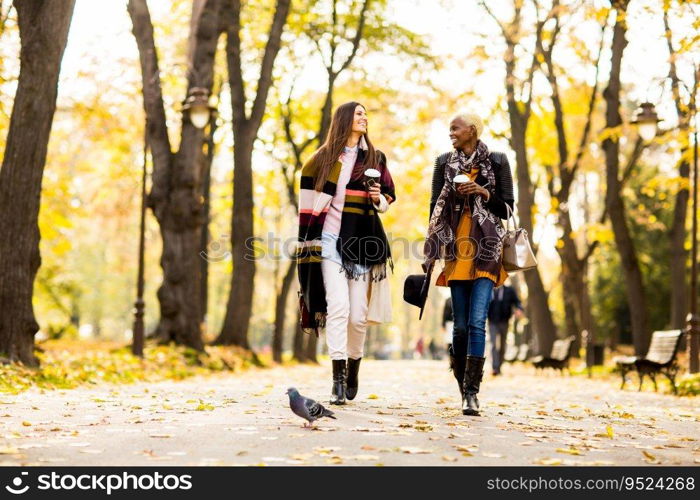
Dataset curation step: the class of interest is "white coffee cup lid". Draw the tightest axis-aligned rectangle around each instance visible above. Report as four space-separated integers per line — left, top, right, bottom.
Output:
454 174 470 183
364 168 380 178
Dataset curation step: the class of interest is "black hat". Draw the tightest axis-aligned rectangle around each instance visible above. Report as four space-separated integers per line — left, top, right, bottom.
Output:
403 272 432 320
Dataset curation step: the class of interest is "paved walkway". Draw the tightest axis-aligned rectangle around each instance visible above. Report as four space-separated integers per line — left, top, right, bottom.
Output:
0 360 698 466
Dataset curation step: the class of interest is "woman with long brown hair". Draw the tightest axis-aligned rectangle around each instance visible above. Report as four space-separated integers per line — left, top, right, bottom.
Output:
297 102 395 405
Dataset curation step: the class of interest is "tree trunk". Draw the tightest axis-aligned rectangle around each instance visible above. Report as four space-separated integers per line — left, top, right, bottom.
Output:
577 259 597 341
669 158 690 329
200 119 216 328
304 331 318 363
217 139 255 347
557 210 590 355
559 252 581 353
217 0 291 348
602 0 650 355
292 312 306 362
508 111 558 355
318 72 336 145
0 0 75 365
272 259 296 362
493 10 558 356
664 7 691 330
129 0 224 350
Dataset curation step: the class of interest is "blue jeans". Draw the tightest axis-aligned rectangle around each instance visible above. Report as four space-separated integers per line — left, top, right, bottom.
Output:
450 278 495 358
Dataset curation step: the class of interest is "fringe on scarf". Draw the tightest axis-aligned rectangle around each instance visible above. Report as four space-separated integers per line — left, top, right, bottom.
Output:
339 258 393 282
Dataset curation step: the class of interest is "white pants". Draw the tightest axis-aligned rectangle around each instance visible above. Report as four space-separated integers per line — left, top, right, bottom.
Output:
321 257 369 360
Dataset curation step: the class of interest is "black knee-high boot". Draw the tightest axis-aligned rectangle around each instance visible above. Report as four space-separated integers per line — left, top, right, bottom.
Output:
346 357 361 400
462 356 485 416
448 345 466 401
330 359 347 405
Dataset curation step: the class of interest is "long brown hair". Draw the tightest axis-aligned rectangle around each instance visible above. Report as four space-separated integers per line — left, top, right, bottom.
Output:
312 101 378 191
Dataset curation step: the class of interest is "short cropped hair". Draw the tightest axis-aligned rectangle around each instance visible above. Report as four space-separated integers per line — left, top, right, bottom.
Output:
452 112 484 138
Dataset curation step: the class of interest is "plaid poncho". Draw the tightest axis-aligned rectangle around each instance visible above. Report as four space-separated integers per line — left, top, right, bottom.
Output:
296 147 395 335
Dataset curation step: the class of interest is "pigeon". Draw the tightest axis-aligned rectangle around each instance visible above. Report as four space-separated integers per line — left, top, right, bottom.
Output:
286 387 336 427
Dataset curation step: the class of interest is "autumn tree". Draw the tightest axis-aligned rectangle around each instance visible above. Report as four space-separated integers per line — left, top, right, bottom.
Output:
663 1 698 330
216 0 292 348
0 0 76 365
480 0 559 354
601 0 651 355
128 0 226 350
531 0 607 352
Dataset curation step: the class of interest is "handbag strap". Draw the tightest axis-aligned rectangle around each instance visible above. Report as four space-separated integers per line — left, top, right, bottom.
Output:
504 202 518 232
504 203 547 251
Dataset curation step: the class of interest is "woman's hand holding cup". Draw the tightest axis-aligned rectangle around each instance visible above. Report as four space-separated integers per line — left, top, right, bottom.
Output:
364 168 382 203
454 175 489 200
368 184 381 203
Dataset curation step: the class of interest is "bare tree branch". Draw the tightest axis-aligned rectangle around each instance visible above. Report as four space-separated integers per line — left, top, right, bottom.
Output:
248 0 292 131
569 20 607 179
478 0 509 40
337 0 370 74
227 0 247 127
583 135 645 261
0 0 12 35
127 0 173 202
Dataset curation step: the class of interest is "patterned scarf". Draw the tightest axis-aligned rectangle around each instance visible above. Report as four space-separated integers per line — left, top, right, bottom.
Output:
297 147 395 334
423 140 505 275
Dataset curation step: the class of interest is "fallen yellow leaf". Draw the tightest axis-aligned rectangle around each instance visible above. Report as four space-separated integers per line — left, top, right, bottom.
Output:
556 447 583 456
398 446 432 454
534 458 563 465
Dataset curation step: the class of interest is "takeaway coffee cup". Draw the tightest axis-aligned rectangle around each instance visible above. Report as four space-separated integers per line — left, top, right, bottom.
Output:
454 174 471 194
364 168 381 188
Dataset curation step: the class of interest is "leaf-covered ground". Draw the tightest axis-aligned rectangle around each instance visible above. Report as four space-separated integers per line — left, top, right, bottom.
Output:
0 360 698 466
0 340 255 394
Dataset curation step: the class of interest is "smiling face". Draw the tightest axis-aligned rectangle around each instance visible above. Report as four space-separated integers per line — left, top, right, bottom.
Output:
351 105 368 134
449 117 476 151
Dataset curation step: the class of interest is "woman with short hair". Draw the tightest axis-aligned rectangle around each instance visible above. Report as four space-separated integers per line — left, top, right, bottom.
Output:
424 112 514 415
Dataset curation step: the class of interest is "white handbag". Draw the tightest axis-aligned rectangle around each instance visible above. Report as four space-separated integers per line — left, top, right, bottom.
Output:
502 204 538 272
367 274 392 325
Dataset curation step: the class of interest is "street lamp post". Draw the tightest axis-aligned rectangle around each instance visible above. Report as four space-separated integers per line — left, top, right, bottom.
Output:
634 96 700 373
632 102 661 142
183 86 217 329
132 132 148 357
182 87 215 130
132 88 215 357
687 98 699 373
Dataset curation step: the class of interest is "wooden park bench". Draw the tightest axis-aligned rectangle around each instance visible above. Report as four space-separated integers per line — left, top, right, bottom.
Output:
504 343 530 364
516 344 530 362
531 336 575 372
503 344 518 363
613 329 683 394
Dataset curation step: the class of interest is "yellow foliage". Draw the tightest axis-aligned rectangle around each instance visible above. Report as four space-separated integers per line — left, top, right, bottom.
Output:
587 224 614 245
597 126 624 143
550 198 559 214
